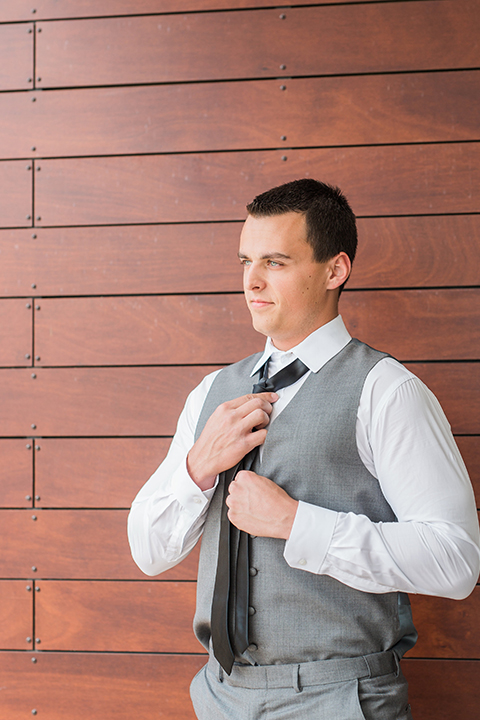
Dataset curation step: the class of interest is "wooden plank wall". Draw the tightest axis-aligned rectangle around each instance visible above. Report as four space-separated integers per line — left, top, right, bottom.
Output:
0 0 478 717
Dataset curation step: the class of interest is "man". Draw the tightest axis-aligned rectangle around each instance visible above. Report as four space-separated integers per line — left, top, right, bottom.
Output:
128 179 479 719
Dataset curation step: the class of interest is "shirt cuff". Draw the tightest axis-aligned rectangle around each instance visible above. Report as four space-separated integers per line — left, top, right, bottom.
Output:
171 460 217 516
284 501 338 574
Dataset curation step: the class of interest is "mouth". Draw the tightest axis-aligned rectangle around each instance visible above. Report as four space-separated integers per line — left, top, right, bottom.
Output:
249 299 274 310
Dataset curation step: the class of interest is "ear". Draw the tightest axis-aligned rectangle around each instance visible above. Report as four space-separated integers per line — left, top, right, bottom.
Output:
326 252 351 291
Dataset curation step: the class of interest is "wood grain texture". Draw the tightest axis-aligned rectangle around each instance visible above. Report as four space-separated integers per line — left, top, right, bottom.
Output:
1 216 479 298
0 366 217 437
0 440 33 508
0 299 32 367
0 509 199 580
0 23 33 92
35 438 171 508
35 1 480 87
34 294 262 366
406 363 480 435
0 224 242 297
341 289 480 361
35 580 203 652
409 588 480 659
0 652 205 720
0 161 33 229
353 215 480 289
0 581 33 650
456 437 480 506
0 364 477 437
34 144 480 226
4 70 480 159
403 659 480 720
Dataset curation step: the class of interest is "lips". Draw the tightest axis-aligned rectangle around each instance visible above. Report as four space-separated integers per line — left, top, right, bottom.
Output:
249 299 273 310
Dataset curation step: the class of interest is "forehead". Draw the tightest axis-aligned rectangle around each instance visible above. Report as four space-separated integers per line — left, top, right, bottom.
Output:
239 212 311 257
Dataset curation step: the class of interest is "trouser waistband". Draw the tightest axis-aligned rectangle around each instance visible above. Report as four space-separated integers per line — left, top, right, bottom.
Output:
208 650 399 690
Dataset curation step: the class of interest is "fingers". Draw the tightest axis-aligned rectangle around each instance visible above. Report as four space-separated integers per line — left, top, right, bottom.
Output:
227 392 278 412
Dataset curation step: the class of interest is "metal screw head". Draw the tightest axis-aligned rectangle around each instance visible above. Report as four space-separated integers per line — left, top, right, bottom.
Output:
32 8 37 12
281 155 288 161
25 353 31 359
279 13 286 19
32 566 37 572
31 657 37 664
32 234 37 239
35 356 41 361
37 166 41 171
31 373 37 379
31 424 36 429
280 85 286 91
35 638 41 644
27 78 33 83
32 711 37 716
31 284 36 289
35 446 41 451
35 495 41 501
26 303 31 309
26 585 32 591
37 78 42 82
36 216 41 221
35 305 41 310
28 28 33 33
280 64 287 70
26 165 32 170
31 147 36 152
281 135 287 141
32 515 37 521
35 586 40 592
26 214 32 220
37 27 42 32
26 637 32 643
32 97 36 102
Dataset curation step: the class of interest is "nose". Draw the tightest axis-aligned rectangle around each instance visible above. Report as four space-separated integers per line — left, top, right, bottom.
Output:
244 262 266 291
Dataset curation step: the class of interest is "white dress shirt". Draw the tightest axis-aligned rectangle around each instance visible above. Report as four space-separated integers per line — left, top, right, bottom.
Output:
128 316 480 599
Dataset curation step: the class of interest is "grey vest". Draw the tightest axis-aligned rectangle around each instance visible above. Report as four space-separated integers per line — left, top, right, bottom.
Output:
193 339 416 665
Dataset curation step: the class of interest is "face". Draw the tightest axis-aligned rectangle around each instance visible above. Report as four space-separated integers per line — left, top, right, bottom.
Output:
239 212 345 350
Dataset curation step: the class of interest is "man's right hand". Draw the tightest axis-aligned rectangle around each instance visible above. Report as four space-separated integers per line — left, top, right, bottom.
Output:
186 392 278 491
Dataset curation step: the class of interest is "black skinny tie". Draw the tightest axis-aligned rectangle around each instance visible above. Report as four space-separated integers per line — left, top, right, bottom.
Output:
211 357 310 674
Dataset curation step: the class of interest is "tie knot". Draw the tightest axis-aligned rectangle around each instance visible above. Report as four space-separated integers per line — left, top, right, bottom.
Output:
252 357 309 394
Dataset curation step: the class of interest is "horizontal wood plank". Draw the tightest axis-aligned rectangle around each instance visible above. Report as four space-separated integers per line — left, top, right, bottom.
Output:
0 161 33 229
34 144 480 226
0 300 32 367
34 294 262 366
1 215 479 297
0 23 33 92
456 437 480 506
0 366 216 436
341 289 480 361
352 215 480 289
3 70 480 159
0 440 33 508
0 364 477 437
406 363 480 435
0 509 199 580
0 224 242 297
35 580 203 652
0 652 204 720
35 2 480 87
0 581 33 650
403 659 480 720
35 438 171 508
409 588 480 658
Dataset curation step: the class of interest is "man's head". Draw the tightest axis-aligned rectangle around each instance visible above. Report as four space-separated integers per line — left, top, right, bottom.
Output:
239 179 356 350
246 178 357 276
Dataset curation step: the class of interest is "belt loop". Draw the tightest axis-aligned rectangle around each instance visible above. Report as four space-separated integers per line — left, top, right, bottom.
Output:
362 655 373 679
292 664 302 694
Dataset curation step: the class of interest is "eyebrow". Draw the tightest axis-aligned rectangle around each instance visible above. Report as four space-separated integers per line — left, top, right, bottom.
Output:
237 251 292 260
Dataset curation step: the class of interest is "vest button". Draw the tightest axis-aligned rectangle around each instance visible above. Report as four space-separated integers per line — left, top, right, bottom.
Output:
249 567 258 577
248 606 256 616
247 643 258 652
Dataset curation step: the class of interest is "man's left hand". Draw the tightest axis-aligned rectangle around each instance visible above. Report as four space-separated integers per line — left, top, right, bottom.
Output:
226 470 299 540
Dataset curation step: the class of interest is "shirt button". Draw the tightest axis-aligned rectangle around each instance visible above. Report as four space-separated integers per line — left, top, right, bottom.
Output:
249 567 258 577
298 558 307 566
247 643 258 652
193 496 202 504
248 606 256 616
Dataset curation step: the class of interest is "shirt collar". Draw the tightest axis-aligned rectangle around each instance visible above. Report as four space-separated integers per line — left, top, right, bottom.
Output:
250 315 352 377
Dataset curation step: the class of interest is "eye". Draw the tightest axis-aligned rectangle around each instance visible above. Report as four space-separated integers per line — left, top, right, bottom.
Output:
267 260 281 267
239 258 251 266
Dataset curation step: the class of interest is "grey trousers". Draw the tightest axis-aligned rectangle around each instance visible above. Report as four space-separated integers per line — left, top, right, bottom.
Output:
190 652 413 720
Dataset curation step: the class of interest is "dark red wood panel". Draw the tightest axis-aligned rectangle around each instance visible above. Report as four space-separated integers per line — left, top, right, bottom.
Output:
34 144 480 226
35 580 203 652
409 588 480 659
0 24 33 92
406 363 480 436
0 224 242 297
0 299 32 367
0 364 477 438
35 438 171 508
353 215 480 289
0 581 33 650
0 652 204 720
0 366 216 437
1 217 479 298
4 71 480 159
403 659 480 720
0 162 33 229
35 2 480 87
0 509 199 580
342 289 480 361
35 294 262 366
0 441 33 508
456 437 480 506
